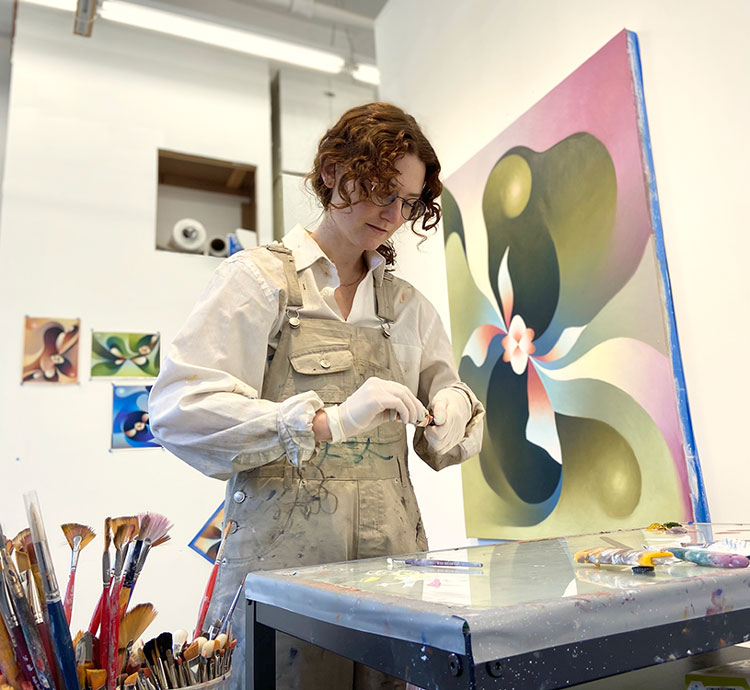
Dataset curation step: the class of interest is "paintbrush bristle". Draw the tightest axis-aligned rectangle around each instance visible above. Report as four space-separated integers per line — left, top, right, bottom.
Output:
124 516 139 539
136 513 151 540
86 668 107 690
104 517 112 551
119 603 157 651
14 549 29 573
140 513 173 545
113 523 133 552
12 529 34 569
12 529 30 554
3 538 12 555
60 523 96 550
110 516 137 540
151 535 171 548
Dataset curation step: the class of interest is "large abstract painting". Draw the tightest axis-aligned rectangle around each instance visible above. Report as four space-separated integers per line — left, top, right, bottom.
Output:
444 30 708 538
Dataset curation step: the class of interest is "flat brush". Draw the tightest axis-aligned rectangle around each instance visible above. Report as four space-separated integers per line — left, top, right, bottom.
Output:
86 669 106 690
60 524 95 625
193 521 233 640
24 491 80 690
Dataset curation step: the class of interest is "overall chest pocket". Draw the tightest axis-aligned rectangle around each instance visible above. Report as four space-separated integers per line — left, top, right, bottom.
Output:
284 345 356 404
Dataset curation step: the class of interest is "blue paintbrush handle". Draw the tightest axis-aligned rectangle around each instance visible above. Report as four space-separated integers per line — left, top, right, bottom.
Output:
47 598 80 690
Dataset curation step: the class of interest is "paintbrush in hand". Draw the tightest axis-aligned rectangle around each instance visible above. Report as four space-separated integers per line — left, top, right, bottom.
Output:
60 524 95 625
24 491 80 690
193 521 233 640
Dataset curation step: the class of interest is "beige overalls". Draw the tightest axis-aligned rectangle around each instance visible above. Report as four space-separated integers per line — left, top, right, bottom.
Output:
207 245 428 690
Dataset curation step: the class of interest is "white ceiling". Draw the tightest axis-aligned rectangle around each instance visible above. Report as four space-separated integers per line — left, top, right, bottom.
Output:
127 0 388 65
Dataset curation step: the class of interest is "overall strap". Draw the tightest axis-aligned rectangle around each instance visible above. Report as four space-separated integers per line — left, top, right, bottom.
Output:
375 271 396 337
266 244 303 309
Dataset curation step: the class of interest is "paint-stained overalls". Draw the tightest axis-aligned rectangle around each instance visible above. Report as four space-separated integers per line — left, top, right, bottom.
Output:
206 245 428 690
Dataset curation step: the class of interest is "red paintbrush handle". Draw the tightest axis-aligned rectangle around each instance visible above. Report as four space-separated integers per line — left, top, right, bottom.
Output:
36 620 63 690
106 581 124 690
88 588 104 635
98 586 111 671
64 568 76 624
9 625 37 688
193 564 219 639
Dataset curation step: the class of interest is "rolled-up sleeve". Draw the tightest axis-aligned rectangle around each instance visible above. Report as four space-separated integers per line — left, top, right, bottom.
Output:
413 304 485 472
148 254 324 480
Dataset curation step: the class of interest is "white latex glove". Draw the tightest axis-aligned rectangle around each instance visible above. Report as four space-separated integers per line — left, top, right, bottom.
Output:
326 377 427 443
424 386 473 455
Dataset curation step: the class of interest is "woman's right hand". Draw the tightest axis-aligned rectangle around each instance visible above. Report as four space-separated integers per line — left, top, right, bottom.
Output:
325 377 427 443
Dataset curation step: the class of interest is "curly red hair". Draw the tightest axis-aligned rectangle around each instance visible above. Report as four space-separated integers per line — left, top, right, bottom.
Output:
306 102 442 265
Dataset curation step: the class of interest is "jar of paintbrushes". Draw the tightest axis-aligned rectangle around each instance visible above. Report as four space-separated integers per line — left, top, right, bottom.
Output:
0 494 237 690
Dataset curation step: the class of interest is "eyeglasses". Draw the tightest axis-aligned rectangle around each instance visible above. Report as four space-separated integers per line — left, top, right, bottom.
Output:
370 189 427 221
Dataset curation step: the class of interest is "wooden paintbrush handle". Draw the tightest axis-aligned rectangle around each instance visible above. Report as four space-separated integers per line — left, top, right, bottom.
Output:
193 565 219 640
63 569 77 624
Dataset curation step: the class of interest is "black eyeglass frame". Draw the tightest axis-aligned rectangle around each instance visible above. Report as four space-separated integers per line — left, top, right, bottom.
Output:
369 190 428 221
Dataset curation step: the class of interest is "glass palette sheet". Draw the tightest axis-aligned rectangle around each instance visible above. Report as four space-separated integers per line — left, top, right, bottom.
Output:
243 524 750 663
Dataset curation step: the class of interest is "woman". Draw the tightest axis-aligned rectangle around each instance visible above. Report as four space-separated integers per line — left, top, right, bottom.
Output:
149 102 484 690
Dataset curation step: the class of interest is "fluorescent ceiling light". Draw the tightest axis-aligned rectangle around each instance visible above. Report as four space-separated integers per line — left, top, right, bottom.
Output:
22 0 76 9
351 64 379 86
99 1 345 73
21 0 346 74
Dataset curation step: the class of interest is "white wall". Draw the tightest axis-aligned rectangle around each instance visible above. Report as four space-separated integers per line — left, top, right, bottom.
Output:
377 0 750 546
0 3 272 634
276 66 376 232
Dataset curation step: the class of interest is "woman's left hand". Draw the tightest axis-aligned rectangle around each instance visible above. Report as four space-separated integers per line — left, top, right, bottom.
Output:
424 387 473 454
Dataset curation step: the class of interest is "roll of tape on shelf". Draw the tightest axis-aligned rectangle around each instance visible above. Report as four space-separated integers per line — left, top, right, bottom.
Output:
169 218 207 253
207 235 228 258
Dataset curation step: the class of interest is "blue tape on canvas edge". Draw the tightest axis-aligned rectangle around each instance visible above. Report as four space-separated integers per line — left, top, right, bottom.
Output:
627 29 710 522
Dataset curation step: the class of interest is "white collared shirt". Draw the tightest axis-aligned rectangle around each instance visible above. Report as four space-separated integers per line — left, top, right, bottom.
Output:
149 225 483 479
